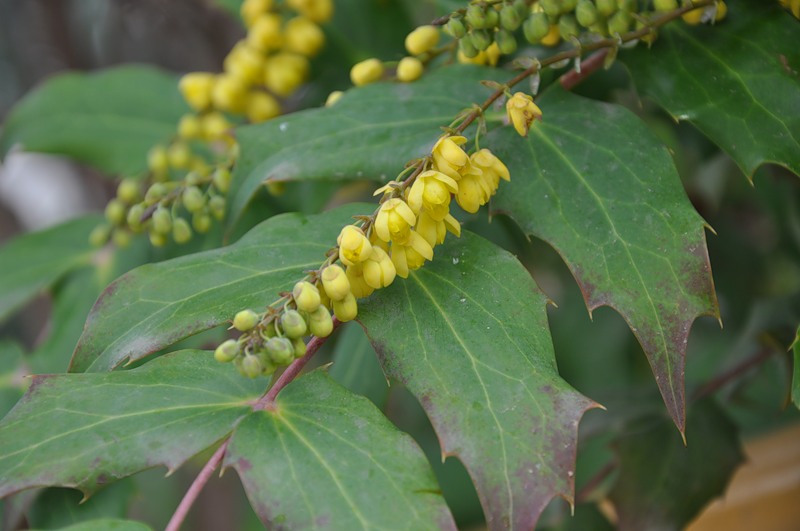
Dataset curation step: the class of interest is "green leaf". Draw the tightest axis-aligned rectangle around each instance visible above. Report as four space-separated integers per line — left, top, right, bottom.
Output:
0 350 261 498
0 66 188 176
31 519 152 531
71 205 365 373
27 482 135 530
609 399 744 531
490 88 718 433
792 325 800 410
229 65 500 224
0 215 102 324
621 1 800 178
358 232 598 530
328 323 389 408
0 342 27 418
226 370 455 529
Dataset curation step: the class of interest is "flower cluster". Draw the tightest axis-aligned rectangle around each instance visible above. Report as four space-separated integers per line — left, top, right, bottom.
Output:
90 0 333 248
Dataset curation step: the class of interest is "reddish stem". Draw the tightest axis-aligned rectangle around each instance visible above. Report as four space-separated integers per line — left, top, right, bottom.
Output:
559 49 610 91
252 318 343 411
165 439 230 531
691 346 779 401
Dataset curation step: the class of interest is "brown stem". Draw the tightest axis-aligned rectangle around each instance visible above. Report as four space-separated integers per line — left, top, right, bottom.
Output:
691 346 779 402
164 438 230 531
252 318 343 411
559 49 610 91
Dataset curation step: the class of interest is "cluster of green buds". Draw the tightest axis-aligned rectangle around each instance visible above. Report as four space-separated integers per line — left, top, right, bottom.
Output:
445 0 531 59
91 0 335 248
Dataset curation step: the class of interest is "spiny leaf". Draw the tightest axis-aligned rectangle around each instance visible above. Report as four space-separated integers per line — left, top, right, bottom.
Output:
71 205 365 373
0 350 261 498
0 66 188 176
609 399 744 531
621 1 800 179
0 215 103 324
226 370 456 529
228 65 501 225
490 88 718 433
358 232 598 530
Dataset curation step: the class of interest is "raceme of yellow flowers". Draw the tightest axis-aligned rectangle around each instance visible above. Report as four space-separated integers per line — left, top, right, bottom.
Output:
216 87 543 378
91 0 333 249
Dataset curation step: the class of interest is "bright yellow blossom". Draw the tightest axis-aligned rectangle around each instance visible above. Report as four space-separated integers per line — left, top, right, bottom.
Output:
506 92 542 137
391 231 434 278
374 198 416 244
407 170 459 221
405 25 440 56
362 247 397 289
415 210 461 248
337 226 372 266
431 135 468 180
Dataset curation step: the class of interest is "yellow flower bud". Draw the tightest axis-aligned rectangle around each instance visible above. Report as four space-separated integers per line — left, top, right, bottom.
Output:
284 17 325 57
455 173 484 214
117 178 141 204
333 292 358 322
233 309 260 331
345 263 375 298
457 42 501 66
214 339 240 363
172 218 193 244
407 170 459 220
321 264 351 301
350 58 384 87
287 0 333 23
246 91 281 123
147 145 169 175
405 25 440 55
240 0 274 27
212 74 248 113
506 92 542 137
248 13 283 51
308 305 334 337
177 114 202 139
201 112 232 141
179 72 215 112
293 281 321 312
325 90 344 107
337 226 372 266
224 42 265 84
374 198 416 244
167 142 191 169
362 247 396 289
431 135 468 180
390 231 434 278
264 53 310 97
541 24 561 46
396 57 424 83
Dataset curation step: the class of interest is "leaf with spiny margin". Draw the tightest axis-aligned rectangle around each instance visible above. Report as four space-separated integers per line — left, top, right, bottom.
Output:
609 399 744 531
621 1 800 179
70 205 365 373
489 88 718 433
0 66 188 176
32 519 152 531
228 65 502 225
357 232 598 530
226 370 456 529
0 215 103 324
0 350 261 499
792 326 800 409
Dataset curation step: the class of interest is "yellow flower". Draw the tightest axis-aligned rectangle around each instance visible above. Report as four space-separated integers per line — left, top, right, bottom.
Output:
454 149 510 213
405 25 440 56
456 42 501 66
506 92 542 137
431 135 468 180
337 226 372 266
284 16 325 57
287 0 333 23
263 53 309 97
345 263 375 298
396 57 424 83
415 210 461 248
350 58 384 87
179 72 215 112
374 198 416 244
224 42 264 84
455 170 485 214
247 13 283 51
362 247 397 289
391 231 434 278
407 170 459 221
321 264 350 301
246 91 281 123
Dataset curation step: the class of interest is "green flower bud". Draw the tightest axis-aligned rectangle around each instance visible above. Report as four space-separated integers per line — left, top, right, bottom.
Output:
332 292 358 322
465 4 488 29
484 6 499 28
470 29 492 51
444 16 466 38
117 178 141 204
608 10 632 34
209 195 226 221
459 35 479 58
192 212 212 234
105 199 126 226
280 309 307 339
152 207 172 235
241 354 263 378
149 231 167 247
576 0 599 27
293 281 321 312
308 306 333 337
524 13 551 44
144 183 167 205
233 309 260 331
653 0 678 10
495 29 518 54
173 217 192 244
89 224 112 247
257 352 277 376
562 0 578 12
321 264 350 301
112 229 132 248
214 339 239 363
182 186 205 213
616 0 636 12
596 0 616 16
266 337 294 365
559 14 580 39
292 337 307 358
540 0 562 17
213 167 232 193
126 203 145 232
500 4 522 31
